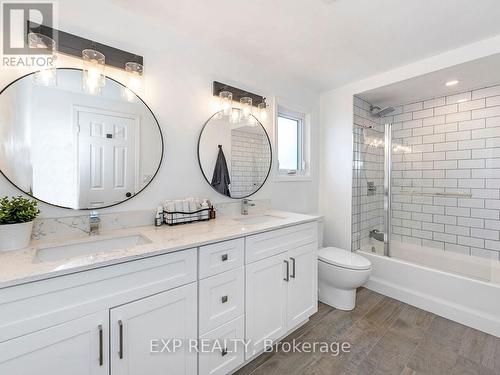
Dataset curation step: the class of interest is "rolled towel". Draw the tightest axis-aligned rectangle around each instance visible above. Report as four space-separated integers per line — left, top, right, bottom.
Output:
164 200 175 224
188 198 198 221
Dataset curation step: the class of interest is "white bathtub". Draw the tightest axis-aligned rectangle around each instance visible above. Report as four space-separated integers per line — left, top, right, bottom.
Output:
359 241 500 337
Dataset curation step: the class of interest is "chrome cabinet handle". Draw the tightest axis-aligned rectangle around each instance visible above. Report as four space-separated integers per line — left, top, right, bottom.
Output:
284 260 289 281
118 320 124 359
98 324 103 366
221 254 228 262
221 295 228 303
290 257 296 278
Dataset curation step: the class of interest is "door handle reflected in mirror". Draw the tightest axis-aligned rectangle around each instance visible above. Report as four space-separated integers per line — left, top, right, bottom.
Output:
125 192 132 197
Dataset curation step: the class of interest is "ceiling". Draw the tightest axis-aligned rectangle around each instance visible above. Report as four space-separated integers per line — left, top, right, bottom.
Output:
358 53 500 107
61 0 500 93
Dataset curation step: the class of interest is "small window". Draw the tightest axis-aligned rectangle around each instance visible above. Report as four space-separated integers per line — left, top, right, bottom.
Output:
277 107 307 177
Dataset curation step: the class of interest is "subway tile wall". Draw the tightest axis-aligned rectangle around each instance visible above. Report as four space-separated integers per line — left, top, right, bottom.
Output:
352 97 384 251
231 129 271 197
385 84 500 259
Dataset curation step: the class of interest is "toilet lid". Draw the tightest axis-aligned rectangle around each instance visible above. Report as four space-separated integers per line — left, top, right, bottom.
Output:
318 247 371 270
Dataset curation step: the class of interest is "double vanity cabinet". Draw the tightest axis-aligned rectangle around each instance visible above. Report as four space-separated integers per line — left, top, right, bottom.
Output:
0 217 319 375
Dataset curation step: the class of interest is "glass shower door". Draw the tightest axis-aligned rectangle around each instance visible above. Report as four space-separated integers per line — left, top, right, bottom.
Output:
352 105 387 255
383 123 392 256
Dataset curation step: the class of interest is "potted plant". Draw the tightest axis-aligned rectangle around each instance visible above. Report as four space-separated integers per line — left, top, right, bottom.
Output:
0 196 40 251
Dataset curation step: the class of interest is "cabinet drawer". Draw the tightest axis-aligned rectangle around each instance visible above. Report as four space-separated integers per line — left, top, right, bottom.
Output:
245 222 318 263
199 267 244 335
199 238 244 279
199 316 245 375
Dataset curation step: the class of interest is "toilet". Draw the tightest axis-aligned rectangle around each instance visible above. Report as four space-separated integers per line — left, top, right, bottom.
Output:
318 247 372 311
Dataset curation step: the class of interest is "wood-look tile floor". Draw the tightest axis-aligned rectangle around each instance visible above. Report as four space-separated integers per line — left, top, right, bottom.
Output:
235 288 500 375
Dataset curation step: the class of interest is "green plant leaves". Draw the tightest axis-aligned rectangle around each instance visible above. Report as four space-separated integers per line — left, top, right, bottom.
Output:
0 196 40 225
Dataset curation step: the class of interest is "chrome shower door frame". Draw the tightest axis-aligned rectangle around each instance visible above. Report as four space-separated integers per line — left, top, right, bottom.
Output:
383 123 392 257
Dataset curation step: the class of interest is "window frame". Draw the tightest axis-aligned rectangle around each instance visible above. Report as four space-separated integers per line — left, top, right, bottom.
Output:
275 104 311 182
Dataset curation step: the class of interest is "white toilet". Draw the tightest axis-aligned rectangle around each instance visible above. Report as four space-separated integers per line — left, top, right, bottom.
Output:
318 247 372 311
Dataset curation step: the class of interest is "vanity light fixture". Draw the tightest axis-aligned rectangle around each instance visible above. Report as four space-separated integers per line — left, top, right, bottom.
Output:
445 80 459 87
28 33 57 86
240 97 253 120
27 22 144 94
213 82 266 125
82 49 106 95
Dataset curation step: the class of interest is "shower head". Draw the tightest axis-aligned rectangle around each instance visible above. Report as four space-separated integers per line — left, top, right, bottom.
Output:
370 105 395 117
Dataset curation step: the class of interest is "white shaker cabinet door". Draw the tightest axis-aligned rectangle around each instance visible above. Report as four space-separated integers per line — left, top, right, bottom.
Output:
0 310 109 375
287 243 318 330
245 252 288 359
110 283 198 375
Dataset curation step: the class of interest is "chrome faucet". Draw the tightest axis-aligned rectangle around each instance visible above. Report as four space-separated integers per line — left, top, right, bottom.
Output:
89 211 100 235
241 199 255 215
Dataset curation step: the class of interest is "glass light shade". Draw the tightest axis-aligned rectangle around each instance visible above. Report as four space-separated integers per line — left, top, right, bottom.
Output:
258 101 268 122
219 91 233 116
125 62 143 92
121 62 143 102
82 49 105 95
240 97 252 120
28 33 57 86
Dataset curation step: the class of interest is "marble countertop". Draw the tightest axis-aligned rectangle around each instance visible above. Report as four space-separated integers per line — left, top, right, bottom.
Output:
0 210 321 289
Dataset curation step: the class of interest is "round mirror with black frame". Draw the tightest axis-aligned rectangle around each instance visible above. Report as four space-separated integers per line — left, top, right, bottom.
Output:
198 110 272 199
0 68 164 210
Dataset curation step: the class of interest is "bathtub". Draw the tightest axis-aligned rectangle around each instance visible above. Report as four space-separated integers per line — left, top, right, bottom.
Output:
359 240 500 337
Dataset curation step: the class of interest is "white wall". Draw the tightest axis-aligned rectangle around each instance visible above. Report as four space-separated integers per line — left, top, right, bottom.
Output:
0 0 320 218
0 79 33 193
320 34 500 250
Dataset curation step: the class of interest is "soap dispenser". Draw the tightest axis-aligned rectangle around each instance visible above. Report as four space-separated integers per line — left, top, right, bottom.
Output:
155 206 164 226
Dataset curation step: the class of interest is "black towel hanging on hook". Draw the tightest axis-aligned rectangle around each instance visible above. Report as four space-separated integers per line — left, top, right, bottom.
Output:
211 145 231 197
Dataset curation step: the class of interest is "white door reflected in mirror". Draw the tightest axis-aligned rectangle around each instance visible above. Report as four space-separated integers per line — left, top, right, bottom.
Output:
0 69 163 209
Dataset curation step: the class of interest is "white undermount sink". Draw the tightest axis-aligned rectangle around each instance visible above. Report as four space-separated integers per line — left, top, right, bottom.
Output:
234 214 286 225
36 234 152 262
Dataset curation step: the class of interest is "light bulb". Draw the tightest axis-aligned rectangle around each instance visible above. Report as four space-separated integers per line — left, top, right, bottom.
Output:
82 49 105 95
125 62 143 94
28 33 57 87
219 91 233 116
240 97 252 120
